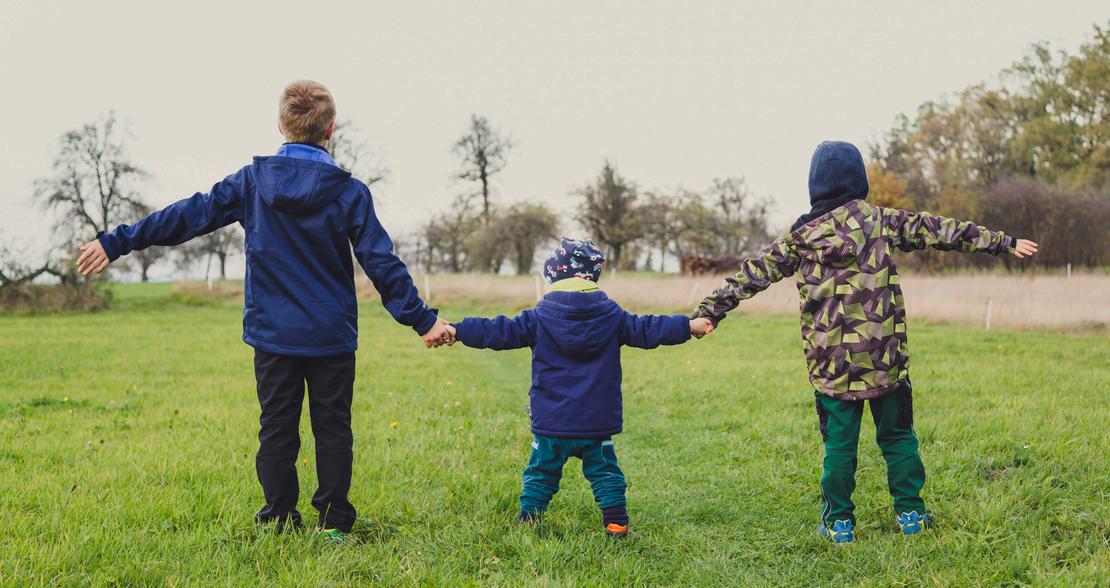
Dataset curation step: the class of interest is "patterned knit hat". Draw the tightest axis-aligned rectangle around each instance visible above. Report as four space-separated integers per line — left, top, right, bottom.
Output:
543 237 605 284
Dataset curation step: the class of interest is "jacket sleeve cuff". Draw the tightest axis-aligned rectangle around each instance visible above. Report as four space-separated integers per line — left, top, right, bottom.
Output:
413 308 439 336
96 231 121 262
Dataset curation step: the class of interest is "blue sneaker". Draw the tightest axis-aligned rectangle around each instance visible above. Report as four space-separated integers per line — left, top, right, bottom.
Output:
817 519 855 544
896 511 932 535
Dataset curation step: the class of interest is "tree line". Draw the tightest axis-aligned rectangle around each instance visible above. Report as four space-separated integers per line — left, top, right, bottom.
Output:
411 115 774 275
868 21 1110 269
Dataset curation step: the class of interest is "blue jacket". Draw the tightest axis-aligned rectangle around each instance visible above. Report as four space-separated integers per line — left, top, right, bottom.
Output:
97 144 437 356
453 290 690 438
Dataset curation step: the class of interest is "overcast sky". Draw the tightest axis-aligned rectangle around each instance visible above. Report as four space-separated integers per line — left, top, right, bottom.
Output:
2 1 1108 275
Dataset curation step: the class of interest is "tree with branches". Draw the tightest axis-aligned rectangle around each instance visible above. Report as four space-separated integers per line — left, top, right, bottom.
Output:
176 226 243 281
329 118 390 187
453 114 513 226
33 112 148 243
575 161 642 270
420 195 479 272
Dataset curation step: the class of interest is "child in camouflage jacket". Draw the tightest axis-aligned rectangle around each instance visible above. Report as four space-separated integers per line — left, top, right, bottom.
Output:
691 141 1038 543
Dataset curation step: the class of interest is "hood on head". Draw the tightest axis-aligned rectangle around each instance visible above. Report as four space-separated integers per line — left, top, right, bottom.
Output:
252 156 352 215
535 291 622 358
808 141 868 206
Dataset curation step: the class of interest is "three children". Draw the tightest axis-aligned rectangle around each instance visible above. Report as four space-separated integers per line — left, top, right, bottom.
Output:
76 80 1037 544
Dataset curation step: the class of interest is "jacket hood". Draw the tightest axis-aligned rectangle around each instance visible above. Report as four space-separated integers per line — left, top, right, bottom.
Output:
252 156 353 215
808 141 868 206
791 141 869 231
535 291 622 358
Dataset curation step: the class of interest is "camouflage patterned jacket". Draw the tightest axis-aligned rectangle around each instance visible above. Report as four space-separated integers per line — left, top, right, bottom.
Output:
692 200 1016 400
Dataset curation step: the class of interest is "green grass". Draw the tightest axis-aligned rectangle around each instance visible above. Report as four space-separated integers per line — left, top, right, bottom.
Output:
1 283 1107 586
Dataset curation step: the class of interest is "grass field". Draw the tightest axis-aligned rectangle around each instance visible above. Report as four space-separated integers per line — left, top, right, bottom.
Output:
1 283 1107 586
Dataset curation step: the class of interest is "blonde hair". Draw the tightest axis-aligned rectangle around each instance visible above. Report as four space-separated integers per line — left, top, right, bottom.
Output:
278 80 336 144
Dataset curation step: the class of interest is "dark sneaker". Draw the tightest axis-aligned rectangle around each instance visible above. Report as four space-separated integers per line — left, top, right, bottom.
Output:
896 511 932 536
256 512 303 534
605 522 629 539
516 511 541 523
817 519 855 544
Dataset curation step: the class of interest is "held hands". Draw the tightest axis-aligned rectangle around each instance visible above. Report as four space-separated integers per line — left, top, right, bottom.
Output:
1012 239 1039 259
422 318 456 349
76 240 110 276
690 317 715 339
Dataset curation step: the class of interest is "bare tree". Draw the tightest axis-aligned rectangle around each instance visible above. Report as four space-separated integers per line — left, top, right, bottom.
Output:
575 161 642 270
708 176 773 257
34 112 148 242
328 118 390 186
453 114 513 226
0 241 61 291
176 226 243 280
420 196 479 272
117 203 169 282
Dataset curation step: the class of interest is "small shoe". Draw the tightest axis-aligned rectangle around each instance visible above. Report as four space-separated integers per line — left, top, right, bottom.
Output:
896 511 932 536
516 511 542 523
318 528 351 545
817 519 855 544
605 522 629 539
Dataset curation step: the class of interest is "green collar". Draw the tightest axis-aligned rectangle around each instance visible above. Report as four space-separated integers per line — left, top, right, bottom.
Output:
546 277 601 293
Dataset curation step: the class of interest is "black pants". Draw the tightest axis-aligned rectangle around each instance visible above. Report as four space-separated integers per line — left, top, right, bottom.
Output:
253 349 357 532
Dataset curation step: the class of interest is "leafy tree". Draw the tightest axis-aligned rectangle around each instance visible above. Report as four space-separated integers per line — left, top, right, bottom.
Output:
1006 26 1110 189
575 161 642 270
453 114 513 226
870 20 1110 269
498 203 559 275
465 219 509 274
865 162 912 209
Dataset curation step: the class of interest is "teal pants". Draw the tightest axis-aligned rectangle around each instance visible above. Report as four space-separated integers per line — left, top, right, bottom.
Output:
815 382 926 525
520 434 627 514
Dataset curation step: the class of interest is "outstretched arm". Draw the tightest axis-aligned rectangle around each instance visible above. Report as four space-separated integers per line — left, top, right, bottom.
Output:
77 168 247 275
620 313 692 349
453 311 537 350
882 207 1016 255
691 238 800 325
349 188 439 337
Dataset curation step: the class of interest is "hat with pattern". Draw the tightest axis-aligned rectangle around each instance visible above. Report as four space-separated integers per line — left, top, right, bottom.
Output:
543 237 605 284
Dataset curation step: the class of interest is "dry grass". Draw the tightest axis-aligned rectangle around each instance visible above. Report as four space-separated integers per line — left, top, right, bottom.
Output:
369 272 1110 332
170 272 1110 332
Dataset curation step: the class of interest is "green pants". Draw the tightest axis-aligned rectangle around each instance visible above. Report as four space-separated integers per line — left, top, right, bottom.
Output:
815 381 926 525
520 434 626 514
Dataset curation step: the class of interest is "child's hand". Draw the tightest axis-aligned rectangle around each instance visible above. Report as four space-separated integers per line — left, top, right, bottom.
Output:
76 240 110 276
422 319 456 348
690 317 715 339
1011 239 1039 259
